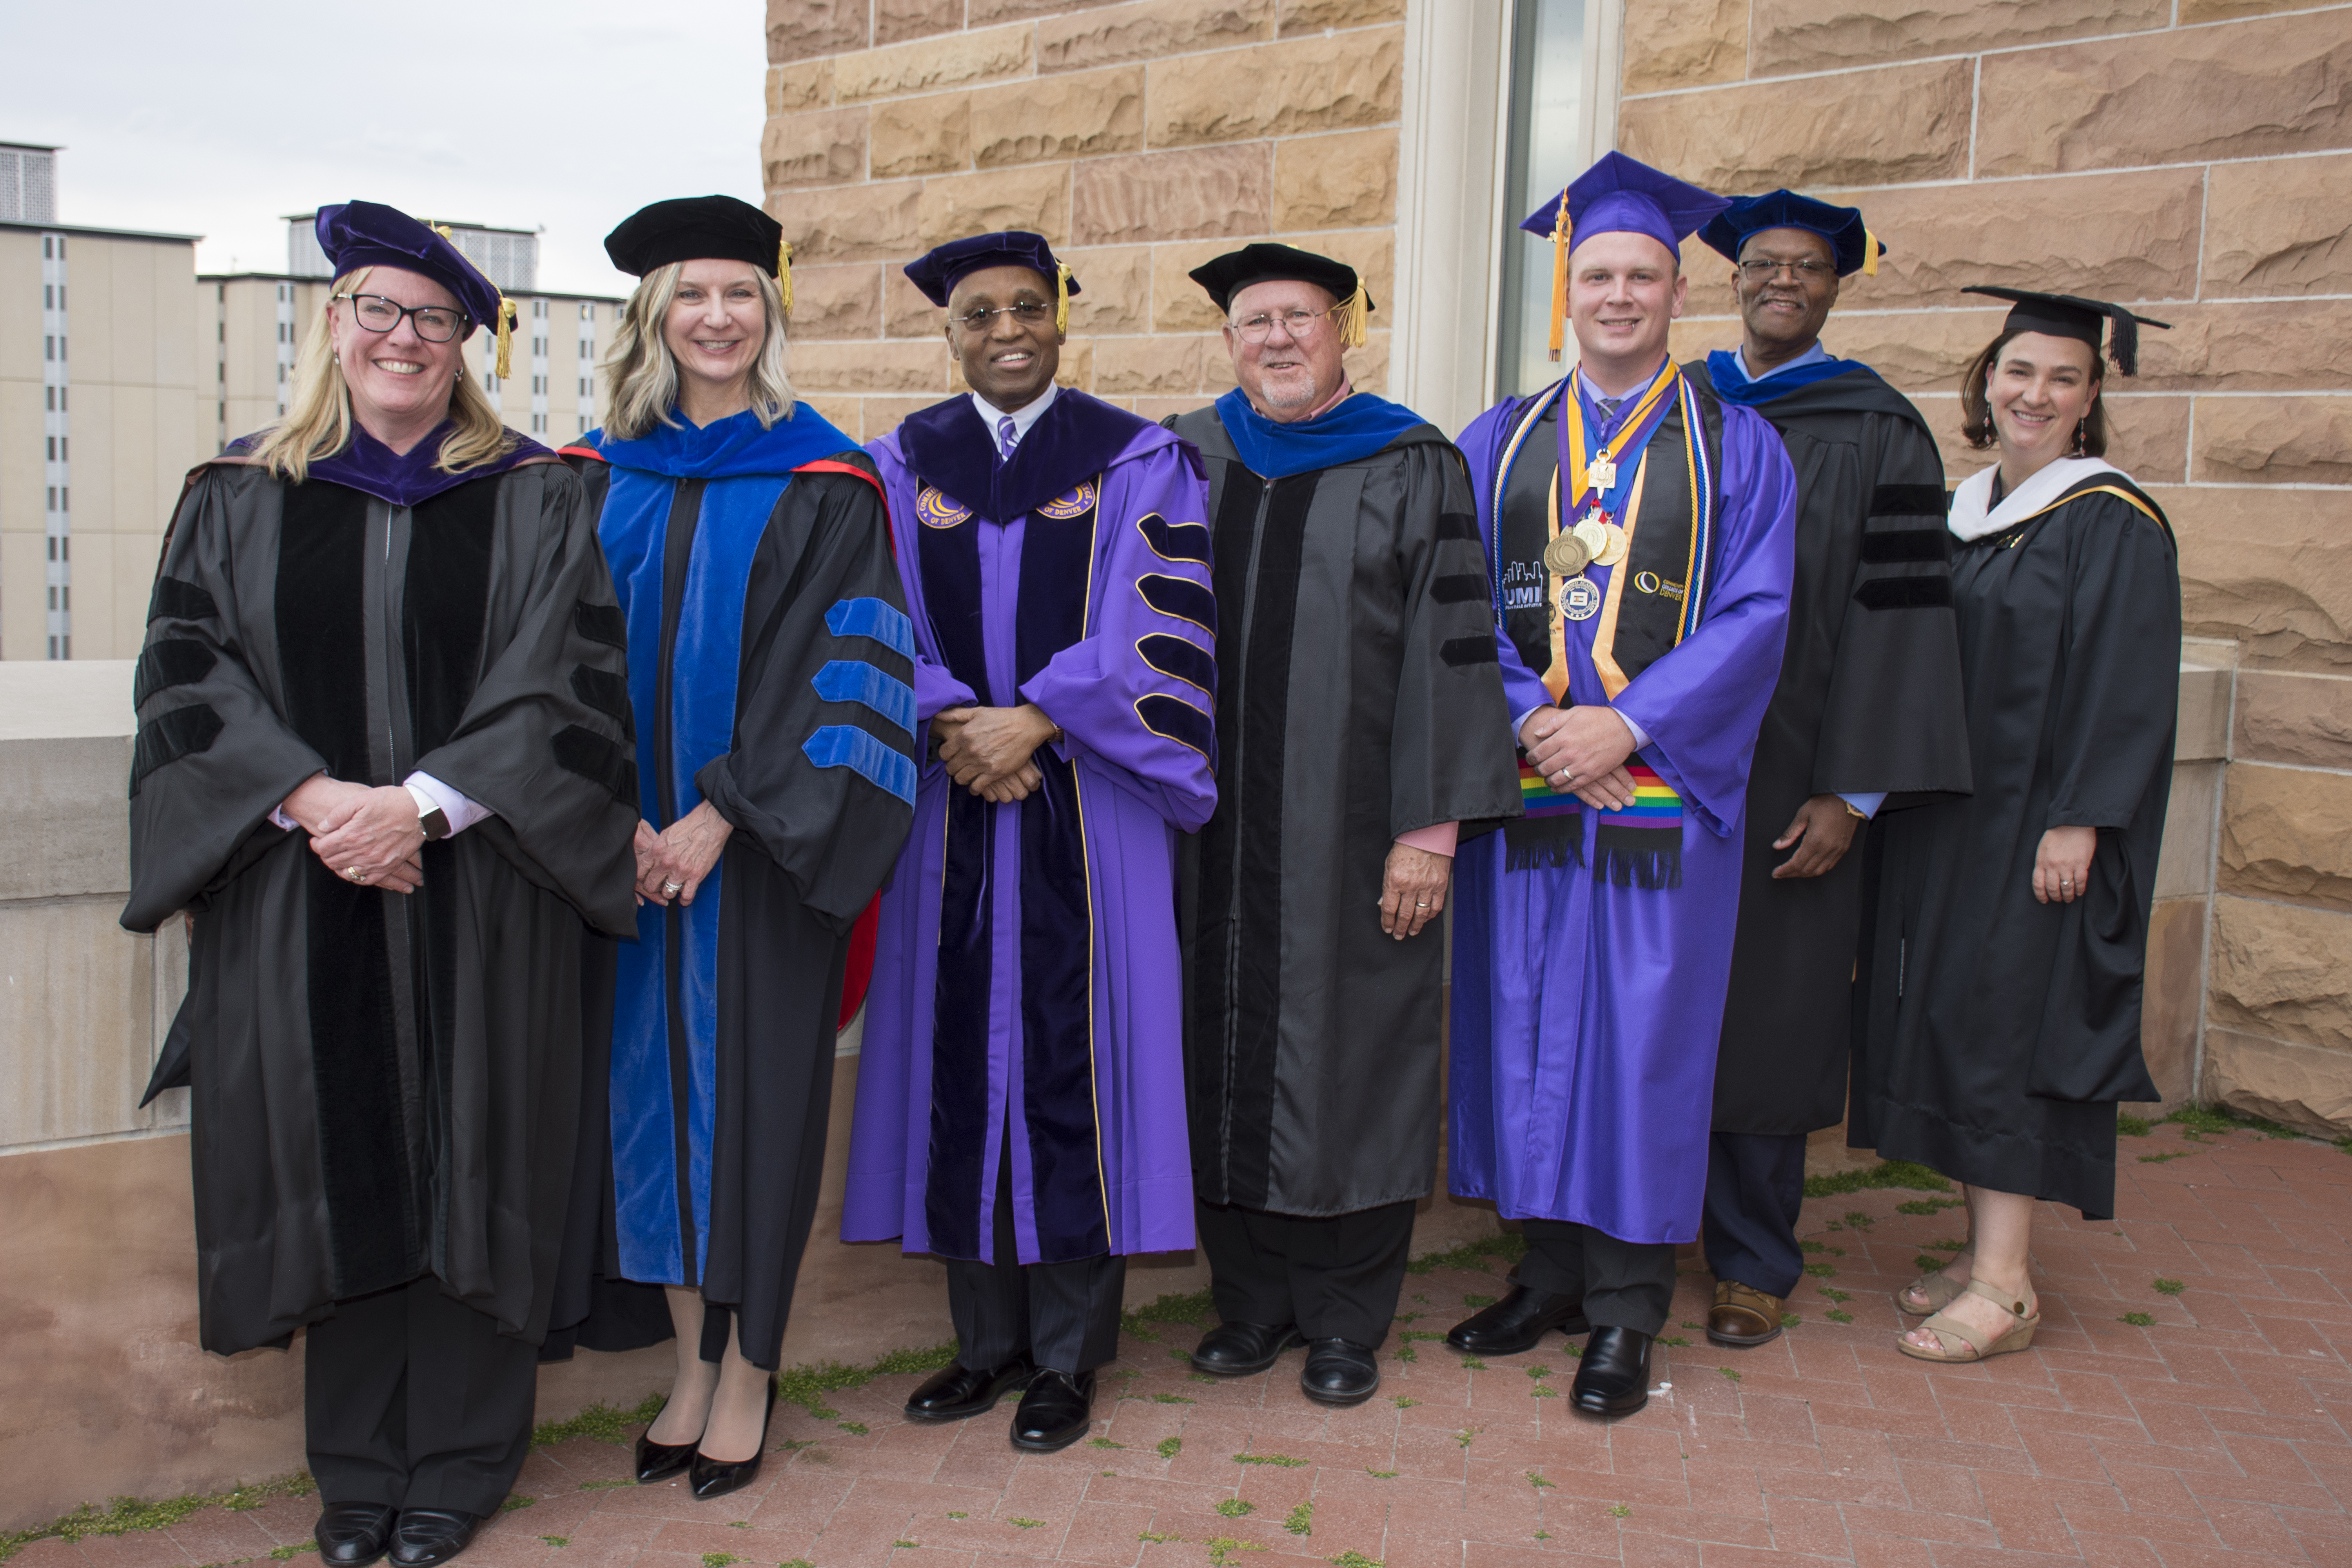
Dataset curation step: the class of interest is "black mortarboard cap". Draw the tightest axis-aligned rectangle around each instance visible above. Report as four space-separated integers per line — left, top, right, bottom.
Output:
1187 242 1373 347
903 231 1081 332
1698 189 1886 278
315 200 503 339
1961 287 2171 377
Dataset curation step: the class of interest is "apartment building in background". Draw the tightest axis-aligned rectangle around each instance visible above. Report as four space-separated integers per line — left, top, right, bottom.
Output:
0 142 204 662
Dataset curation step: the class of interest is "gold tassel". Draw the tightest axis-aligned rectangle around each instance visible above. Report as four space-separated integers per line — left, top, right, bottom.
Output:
777 238 794 315
1862 227 1879 277
1334 282 1368 350
494 296 515 381
1055 260 1072 336
1547 197 1572 363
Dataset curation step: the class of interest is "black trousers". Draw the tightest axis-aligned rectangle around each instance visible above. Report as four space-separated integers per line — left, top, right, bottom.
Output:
1196 1198 1416 1348
1701 1131 1809 1298
305 1276 538 1515
944 1140 1123 1376
1517 1220 1675 1338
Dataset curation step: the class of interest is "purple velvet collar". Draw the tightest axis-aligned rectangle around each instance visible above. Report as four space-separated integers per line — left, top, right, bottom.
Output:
897 388 1159 520
225 420 554 507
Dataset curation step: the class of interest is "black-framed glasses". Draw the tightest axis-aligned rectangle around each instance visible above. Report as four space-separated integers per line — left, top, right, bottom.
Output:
950 301 1053 329
1735 258 1833 280
1231 306 1335 343
335 292 467 342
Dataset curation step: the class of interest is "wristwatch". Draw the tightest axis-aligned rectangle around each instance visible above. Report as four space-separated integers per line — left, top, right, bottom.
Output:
406 782 451 841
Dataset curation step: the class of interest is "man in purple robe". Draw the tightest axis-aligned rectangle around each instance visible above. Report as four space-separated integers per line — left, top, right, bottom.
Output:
846 232 1216 1453
1445 154 1798 1418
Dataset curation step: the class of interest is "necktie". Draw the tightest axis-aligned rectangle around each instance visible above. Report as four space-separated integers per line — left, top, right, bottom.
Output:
996 414 1018 462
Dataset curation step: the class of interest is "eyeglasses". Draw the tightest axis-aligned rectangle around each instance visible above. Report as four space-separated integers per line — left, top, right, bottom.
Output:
950 301 1053 329
1735 259 1833 280
1230 307 1335 343
335 292 466 342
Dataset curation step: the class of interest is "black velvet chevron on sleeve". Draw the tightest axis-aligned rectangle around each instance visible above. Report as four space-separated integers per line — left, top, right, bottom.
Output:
1435 512 1481 541
1430 573 1488 604
148 575 219 624
551 723 639 806
1854 575 1956 611
130 704 226 796
572 599 628 650
1440 635 1499 666
1861 528 1953 564
568 665 635 737
134 639 218 707
1869 484 1951 517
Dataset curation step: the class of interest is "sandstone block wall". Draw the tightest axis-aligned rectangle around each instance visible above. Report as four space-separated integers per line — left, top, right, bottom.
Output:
1633 0 2352 1130
761 0 1406 440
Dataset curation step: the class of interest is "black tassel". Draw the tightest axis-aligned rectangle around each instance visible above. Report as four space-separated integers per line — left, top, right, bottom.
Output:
1504 815 1583 872
2108 308 2138 378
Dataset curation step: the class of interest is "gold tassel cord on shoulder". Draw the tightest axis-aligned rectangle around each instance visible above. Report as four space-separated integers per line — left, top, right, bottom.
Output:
1862 227 1880 277
777 238 794 316
1055 260 1073 336
494 296 515 381
1333 282 1368 350
1548 197 1572 363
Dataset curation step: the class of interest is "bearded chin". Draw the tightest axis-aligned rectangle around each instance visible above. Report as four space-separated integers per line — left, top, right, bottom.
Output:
1259 370 1319 411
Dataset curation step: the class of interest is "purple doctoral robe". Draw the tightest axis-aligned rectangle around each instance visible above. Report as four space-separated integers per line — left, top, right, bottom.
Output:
1449 372 1796 1245
846 389 1216 1264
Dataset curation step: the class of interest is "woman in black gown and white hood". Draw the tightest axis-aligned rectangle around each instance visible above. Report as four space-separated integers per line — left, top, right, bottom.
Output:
1850 287 2180 1365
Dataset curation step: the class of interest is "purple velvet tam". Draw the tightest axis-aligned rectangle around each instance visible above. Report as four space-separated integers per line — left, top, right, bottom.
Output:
903 231 1081 308
1518 151 1730 262
314 201 503 340
1698 189 1885 277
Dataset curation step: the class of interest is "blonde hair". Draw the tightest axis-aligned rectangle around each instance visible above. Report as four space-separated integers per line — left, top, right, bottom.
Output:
602 261 795 441
248 269 517 483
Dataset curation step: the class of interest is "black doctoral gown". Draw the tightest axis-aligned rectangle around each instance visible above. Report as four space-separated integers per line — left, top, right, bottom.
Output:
548 436 918 1371
123 457 641 1356
1850 475 2179 1219
1686 360 1973 1135
1172 409 1521 1217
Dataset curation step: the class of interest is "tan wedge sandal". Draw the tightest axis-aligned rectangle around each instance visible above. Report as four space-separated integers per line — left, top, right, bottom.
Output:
1896 1276 2038 1363
1894 1258 1970 1317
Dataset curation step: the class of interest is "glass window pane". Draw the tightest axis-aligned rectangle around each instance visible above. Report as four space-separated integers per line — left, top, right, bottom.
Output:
1497 0 1588 400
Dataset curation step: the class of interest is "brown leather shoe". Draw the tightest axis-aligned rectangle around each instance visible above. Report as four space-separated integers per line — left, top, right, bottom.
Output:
1707 1279 1785 1347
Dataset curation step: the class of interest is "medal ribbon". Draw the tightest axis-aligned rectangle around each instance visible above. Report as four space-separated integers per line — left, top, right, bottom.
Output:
1561 361 1680 528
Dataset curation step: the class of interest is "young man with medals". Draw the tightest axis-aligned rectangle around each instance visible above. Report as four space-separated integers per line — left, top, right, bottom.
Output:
844 232 1217 1453
1683 192 1972 1350
1168 244 1521 1407
1444 153 1798 1418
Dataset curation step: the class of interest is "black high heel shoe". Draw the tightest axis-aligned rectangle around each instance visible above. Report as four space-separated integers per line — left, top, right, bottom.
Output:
633 1396 702 1484
688 1377 778 1500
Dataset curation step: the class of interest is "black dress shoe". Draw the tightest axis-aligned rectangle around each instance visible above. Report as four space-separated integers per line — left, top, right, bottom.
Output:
904 1358 1036 1421
1299 1339 1380 1406
1568 1325 1651 1418
1192 1321 1305 1376
633 1397 700 1483
689 1377 777 1501
1010 1368 1096 1452
315 1502 397 1568
387 1509 481 1568
1445 1285 1590 1355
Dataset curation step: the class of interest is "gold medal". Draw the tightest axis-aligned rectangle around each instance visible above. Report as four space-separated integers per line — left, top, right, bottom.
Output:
1572 516 1609 561
1594 522 1630 568
1543 530 1594 577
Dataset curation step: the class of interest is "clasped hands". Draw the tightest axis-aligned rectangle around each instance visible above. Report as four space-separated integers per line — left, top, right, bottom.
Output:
931 703 1058 804
1518 705 1642 811
635 802 733 907
283 775 426 893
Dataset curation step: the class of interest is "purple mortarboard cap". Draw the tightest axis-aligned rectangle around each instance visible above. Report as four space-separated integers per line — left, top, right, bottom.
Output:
903 231 1082 309
1517 151 1730 261
1698 189 1886 277
314 200 504 341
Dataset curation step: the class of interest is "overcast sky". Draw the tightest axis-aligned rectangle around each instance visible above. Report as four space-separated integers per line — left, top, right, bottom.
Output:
9 0 768 297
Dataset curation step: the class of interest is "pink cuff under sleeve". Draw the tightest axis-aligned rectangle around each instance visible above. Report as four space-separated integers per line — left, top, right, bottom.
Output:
1394 821 1460 857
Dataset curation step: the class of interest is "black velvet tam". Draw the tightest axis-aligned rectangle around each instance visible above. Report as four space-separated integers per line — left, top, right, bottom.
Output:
1186 242 1372 315
605 195 783 277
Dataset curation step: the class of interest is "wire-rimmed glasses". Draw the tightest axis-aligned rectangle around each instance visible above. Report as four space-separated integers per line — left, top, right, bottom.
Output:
1230 305 1336 343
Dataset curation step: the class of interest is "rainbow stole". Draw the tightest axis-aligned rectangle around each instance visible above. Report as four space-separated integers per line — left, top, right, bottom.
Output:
1510 760 1585 871
1595 765 1684 889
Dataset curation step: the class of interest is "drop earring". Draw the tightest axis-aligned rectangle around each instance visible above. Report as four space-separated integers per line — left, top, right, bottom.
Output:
2073 416 2087 454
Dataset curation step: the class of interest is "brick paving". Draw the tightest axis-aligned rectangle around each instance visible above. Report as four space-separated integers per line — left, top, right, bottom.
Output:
19 1118 2352 1566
